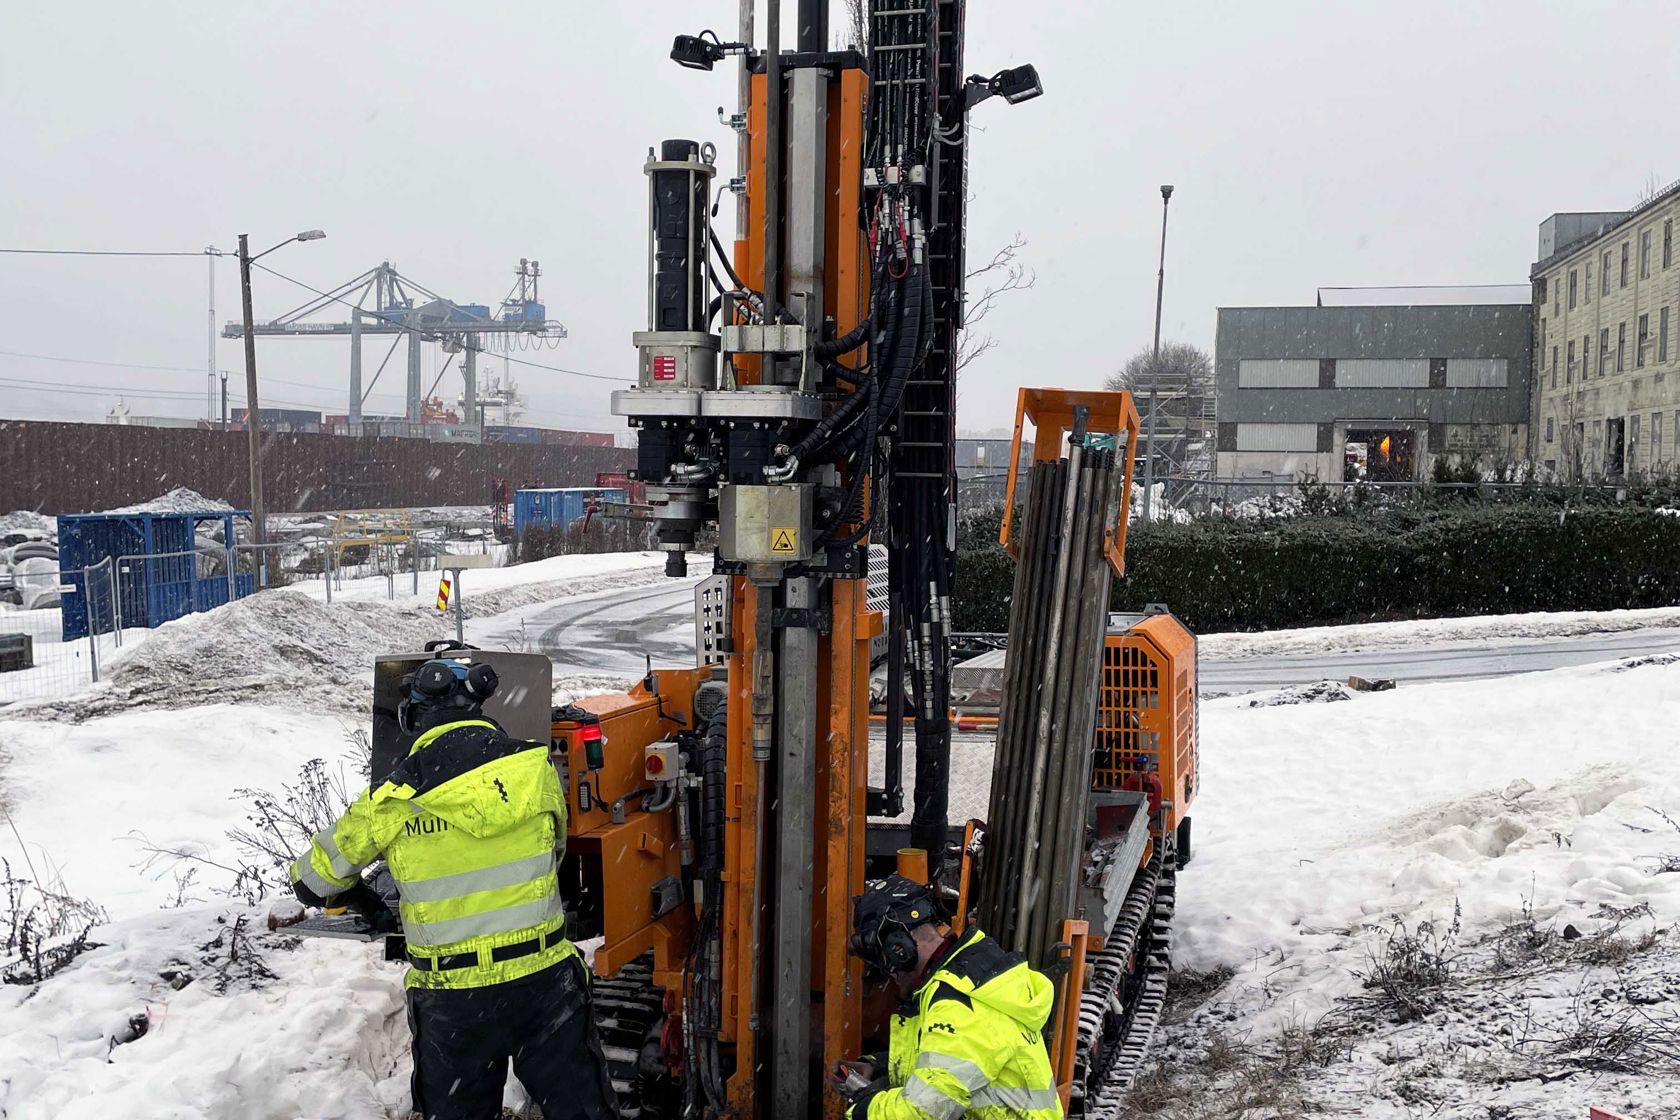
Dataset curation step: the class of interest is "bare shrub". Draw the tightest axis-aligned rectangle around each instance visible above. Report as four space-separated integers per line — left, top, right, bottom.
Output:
1351 904 1462 1023
1 858 107 984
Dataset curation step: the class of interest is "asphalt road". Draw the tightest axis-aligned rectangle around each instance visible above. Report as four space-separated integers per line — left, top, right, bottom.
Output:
535 577 703 676
523 576 1680 692
1198 627 1680 692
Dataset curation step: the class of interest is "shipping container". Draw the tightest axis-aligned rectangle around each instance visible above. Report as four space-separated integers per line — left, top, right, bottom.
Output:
594 472 645 504
57 509 253 638
233 407 324 433
512 487 627 538
484 425 544 445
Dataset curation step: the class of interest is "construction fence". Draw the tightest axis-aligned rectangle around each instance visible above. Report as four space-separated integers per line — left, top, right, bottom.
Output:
0 419 631 515
0 558 118 707
0 528 503 708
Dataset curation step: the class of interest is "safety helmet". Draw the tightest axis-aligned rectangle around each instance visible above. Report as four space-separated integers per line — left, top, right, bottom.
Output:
848 874 939 980
397 658 499 734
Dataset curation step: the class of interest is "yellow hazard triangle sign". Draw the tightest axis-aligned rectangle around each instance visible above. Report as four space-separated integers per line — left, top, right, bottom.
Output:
436 576 452 611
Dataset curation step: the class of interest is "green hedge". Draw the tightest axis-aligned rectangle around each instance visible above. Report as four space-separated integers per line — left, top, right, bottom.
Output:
952 506 1680 633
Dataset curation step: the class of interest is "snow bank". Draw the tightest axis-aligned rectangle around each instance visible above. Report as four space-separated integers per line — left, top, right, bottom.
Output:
103 488 237 515
1201 605 1680 660
15 591 443 722
0 905 410 1119
0 510 54 538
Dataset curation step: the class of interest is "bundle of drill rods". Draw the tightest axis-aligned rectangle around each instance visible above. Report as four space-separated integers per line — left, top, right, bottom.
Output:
976 419 1117 969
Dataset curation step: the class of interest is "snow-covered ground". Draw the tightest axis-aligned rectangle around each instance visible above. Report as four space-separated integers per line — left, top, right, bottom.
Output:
1149 658 1680 1117
6 572 1680 1116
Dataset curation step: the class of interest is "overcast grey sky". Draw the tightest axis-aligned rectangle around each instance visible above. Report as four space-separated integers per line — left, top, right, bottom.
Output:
2 1 1676 438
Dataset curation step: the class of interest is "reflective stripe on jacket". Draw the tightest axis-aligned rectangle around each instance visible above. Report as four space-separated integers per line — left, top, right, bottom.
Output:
862 928 1062 1120
290 717 576 990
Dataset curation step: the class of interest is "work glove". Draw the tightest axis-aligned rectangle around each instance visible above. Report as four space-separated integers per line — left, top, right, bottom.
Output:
845 1084 884 1119
336 880 399 935
828 1059 878 1101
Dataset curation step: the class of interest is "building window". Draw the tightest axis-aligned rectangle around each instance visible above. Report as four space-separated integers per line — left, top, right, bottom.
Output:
1585 262 1593 305
1663 306 1671 363
1234 423 1319 452
1546 417 1555 442
1642 229 1653 279
1600 328 1610 374
1666 220 1674 269
1551 345 1559 389
1654 412 1664 463
1568 269 1578 309
1236 359 1319 388
1618 322 1627 372
1639 314 1650 368
1604 251 1613 295
1584 334 1591 378
1621 242 1630 287
1335 359 1430 388
1567 340 1575 383
1445 358 1508 387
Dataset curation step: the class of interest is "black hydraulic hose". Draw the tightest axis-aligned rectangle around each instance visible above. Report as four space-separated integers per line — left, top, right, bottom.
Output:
909 483 953 880
710 227 746 294
696 702 728 1109
832 265 924 462
814 314 872 360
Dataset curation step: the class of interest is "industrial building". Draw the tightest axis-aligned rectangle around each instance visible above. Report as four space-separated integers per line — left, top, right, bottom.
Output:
1532 186 1680 478
1214 290 1533 482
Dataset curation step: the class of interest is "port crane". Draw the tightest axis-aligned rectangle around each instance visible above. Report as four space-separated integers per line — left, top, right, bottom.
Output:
223 258 565 426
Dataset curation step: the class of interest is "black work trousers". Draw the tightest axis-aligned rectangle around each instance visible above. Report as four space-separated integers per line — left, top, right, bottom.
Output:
405 956 620 1120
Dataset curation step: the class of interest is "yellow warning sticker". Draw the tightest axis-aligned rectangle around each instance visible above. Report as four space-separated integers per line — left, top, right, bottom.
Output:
769 527 798 555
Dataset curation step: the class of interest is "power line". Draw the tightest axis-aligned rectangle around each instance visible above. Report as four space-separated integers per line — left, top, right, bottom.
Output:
0 248 210 257
0 374 384 414
0 347 409 403
249 260 627 384
0 347 219 375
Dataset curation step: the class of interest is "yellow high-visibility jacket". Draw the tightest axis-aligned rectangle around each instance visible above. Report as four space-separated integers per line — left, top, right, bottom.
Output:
853 928 1063 1120
290 717 576 990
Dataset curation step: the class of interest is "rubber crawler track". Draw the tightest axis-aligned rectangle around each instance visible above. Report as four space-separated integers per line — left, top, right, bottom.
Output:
1071 835 1177 1118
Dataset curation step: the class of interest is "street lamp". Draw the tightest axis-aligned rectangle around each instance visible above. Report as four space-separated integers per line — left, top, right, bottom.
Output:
1152 185 1173 360
238 229 326 583
1143 186 1174 524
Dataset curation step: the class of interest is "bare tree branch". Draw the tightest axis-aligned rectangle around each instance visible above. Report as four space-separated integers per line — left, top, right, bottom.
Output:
956 233 1035 374
842 0 867 50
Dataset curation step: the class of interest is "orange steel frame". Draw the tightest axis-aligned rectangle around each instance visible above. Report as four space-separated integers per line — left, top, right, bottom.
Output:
726 63 877 1115
1000 387 1141 578
564 64 876 1120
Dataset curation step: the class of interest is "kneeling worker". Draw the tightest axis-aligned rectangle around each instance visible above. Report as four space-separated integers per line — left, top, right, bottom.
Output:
289 658 618 1120
840 874 1063 1119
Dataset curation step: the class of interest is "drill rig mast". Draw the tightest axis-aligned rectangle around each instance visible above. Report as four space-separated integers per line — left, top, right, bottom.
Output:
606 1 1004 1113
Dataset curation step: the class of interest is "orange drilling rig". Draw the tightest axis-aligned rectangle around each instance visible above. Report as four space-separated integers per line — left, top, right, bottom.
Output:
341 3 1199 1117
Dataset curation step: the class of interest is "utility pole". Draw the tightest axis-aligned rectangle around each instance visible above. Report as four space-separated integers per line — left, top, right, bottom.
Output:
206 247 220 421
220 372 229 430
1143 185 1174 524
234 228 326 581
237 234 267 566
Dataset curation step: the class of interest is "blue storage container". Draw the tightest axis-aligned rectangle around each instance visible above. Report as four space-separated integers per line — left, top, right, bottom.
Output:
512 487 626 539
57 510 255 639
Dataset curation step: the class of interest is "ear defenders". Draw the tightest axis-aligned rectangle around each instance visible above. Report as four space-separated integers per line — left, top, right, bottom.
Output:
848 874 938 980
398 659 499 733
